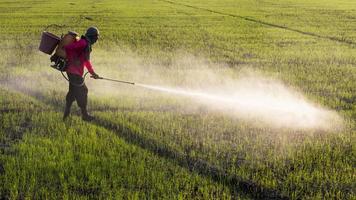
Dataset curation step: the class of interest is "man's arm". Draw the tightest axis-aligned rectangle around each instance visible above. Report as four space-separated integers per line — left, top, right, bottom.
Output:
84 61 100 78
84 60 94 74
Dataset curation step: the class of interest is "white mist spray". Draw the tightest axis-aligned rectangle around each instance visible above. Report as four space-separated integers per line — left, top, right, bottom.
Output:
88 52 342 130
136 78 341 130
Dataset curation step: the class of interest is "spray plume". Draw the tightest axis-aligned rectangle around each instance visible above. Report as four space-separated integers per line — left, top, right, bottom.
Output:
134 77 341 130
87 50 342 131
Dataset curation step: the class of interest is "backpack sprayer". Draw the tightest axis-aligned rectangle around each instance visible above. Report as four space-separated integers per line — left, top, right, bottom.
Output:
38 30 135 86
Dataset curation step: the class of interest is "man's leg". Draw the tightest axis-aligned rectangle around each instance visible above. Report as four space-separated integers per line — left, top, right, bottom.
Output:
63 84 75 120
77 83 94 121
66 73 94 121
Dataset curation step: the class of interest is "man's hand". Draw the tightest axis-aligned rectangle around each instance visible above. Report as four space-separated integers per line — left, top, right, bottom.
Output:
91 73 101 79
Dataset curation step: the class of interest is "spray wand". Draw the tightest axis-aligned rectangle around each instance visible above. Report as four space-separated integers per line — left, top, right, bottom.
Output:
92 75 135 85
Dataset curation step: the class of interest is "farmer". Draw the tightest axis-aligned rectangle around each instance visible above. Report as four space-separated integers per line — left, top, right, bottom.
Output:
63 27 100 121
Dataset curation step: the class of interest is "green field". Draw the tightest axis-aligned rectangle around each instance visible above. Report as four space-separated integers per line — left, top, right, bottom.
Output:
0 0 355 199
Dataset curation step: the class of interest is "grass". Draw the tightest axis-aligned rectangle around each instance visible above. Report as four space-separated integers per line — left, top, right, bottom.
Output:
0 88 236 199
0 0 355 199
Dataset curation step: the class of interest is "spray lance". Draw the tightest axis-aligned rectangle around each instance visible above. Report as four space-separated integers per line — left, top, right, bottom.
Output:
58 71 135 87
90 75 135 85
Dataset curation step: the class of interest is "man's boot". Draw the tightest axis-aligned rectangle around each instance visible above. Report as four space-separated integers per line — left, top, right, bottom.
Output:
63 102 72 121
81 108 94 121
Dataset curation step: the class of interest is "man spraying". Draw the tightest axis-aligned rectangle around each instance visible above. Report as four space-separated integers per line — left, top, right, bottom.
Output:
63 27 100 121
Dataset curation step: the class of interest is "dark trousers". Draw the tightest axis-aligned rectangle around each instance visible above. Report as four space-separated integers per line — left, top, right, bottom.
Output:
65 73 88 111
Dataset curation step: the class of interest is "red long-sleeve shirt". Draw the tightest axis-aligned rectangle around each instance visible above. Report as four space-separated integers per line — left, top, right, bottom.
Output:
64 39 95 76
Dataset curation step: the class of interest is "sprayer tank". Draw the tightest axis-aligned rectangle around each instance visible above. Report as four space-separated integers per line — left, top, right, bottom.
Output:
54 31 79 58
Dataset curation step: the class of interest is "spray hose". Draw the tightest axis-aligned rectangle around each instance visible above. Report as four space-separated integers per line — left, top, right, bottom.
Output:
61 71 90 87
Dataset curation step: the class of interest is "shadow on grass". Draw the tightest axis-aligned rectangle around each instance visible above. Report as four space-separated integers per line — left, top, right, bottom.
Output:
91 115 289 200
